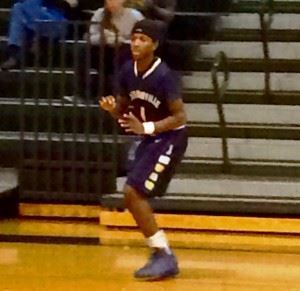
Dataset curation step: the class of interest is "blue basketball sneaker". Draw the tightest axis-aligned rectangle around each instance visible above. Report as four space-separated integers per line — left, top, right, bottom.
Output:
134 249 179 280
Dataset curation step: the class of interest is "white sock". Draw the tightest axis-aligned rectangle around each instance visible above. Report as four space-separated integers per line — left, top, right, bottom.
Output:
147 230 172 255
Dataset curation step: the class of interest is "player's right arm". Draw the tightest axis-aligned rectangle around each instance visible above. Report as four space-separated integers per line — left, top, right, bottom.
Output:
99 95 129 119
100 60 130 119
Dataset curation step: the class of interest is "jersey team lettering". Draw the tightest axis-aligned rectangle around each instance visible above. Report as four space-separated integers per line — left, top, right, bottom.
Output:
130 90 161 108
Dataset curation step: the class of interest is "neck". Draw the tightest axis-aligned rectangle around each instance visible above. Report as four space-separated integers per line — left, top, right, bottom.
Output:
136 54 156 73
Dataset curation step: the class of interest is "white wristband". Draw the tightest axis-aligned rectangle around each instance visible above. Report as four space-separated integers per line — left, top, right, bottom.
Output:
143 122 155 135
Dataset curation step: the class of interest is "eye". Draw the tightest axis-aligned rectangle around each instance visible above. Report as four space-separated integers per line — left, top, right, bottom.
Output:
140 36 148 42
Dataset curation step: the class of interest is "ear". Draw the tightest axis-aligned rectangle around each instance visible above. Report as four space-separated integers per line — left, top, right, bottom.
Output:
153 41 159 51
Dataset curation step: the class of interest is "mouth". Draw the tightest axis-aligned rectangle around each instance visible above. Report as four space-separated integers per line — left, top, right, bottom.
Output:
131 50 141 59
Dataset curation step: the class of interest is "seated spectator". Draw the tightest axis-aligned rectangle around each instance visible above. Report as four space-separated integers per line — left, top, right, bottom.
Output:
1 0 83 70
1 0 83 71
65 0 144 103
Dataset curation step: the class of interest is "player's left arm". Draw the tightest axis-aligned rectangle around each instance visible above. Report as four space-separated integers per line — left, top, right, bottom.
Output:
154 98 187 133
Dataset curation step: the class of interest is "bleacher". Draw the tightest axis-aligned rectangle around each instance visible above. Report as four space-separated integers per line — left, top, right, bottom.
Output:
1 0 300 250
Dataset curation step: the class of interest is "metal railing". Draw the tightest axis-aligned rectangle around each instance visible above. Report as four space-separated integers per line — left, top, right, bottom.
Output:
18 21 120 203
259 0 274 103
211 51 231 173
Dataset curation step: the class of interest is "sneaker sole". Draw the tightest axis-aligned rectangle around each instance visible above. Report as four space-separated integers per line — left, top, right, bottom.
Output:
135 270 179 282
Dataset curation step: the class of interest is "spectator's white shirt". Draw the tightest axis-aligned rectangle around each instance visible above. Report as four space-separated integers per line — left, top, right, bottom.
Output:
89 7 144 46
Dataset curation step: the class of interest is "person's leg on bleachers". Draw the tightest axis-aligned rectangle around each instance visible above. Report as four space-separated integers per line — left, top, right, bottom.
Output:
1 2 29 70
1 0 66 70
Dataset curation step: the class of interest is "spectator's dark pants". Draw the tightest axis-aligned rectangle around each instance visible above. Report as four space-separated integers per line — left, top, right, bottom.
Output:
7 0 66 58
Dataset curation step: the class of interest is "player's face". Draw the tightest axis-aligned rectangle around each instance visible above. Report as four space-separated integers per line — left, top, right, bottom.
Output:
105 0 125 13
130 33 157 61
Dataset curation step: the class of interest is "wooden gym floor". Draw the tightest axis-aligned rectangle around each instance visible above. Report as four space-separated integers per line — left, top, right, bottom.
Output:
1 242 300 291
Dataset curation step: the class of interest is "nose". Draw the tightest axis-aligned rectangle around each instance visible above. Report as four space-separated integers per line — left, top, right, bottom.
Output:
132 38 141 48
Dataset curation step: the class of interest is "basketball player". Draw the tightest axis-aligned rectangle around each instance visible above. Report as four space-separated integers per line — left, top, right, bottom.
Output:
99 19 187 280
